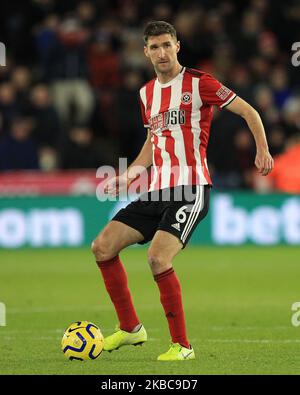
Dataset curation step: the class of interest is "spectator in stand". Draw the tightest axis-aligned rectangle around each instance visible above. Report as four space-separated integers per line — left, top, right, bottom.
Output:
11 66 32 113
35 14 60 78
230 65 253 103
233 127 256 188
38 146 59 171
249 56 271 84
114 69 145 162
174 9 204 68
267 126 285 157
282 97 300 138
0 82 22 133
0 117 39 170
88 29 121 89
29 84 61 148
269 67 292 110
236 10 262 62
257 31 279 63
253 85 280 127
76 1 98 29
37 16 95 128
60 126 106 169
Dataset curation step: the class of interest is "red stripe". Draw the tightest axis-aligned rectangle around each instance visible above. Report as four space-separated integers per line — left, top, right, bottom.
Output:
161 86 180 188
160 85 171 112
180 73 198 185
161 86 179 188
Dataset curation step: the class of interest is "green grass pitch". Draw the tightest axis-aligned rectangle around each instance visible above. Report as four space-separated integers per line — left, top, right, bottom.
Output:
1 246 300 375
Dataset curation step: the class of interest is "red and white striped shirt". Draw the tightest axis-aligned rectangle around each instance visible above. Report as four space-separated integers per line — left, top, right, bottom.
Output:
139 67 236 191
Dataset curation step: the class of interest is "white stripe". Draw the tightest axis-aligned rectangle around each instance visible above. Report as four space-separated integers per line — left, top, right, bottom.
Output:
204 157 210 179
139 86 149 127
150 80 161 118
183 187 203 242
149 80 162 191
160 156 170 189
139 86 147 108
159 138 169 189
181 186 204 243
181 185 201 243
191 77 207 184
168 77 188 186
181 185 201 242
181 185 204 243
160 78 185 189
150 135 158 191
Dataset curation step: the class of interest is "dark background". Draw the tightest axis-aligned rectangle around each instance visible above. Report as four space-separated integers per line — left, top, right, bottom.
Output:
0 0 299 189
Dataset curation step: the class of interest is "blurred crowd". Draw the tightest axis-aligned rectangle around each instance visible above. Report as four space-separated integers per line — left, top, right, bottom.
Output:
0 0 299 190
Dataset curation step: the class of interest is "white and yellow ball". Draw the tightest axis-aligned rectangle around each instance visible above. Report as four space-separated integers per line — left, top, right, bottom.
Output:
61 321 104 361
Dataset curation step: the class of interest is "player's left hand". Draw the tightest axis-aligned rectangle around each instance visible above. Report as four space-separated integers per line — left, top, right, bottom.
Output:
255 149 274 176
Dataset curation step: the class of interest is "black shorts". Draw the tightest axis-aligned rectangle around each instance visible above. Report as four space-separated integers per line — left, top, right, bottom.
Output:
112 185 210 248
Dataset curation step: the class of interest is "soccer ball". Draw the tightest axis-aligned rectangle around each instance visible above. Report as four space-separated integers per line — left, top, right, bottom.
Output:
61 321 104 361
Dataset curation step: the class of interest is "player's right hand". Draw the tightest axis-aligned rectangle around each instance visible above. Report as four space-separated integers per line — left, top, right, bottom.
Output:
103 174 129 196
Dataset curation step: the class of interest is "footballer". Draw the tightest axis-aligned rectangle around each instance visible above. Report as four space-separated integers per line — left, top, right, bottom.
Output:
91 21 274 361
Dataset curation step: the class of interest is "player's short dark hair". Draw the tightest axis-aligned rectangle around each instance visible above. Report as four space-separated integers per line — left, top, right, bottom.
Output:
143 21 177 44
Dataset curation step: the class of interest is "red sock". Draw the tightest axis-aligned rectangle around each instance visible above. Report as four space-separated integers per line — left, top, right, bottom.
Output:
154 268 190 349
97 256 140 332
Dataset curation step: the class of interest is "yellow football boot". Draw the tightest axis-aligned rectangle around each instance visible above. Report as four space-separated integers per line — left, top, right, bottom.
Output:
104 324 147 352
157 343 195 361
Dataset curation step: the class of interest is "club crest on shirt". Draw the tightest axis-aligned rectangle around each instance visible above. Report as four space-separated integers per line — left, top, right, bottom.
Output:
181 92 192 105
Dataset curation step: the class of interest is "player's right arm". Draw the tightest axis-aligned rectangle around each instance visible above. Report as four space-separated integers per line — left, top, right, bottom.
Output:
104 131 152 196
225 97 274 176
199 72 274 176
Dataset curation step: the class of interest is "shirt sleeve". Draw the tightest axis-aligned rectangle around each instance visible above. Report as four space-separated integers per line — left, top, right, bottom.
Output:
139 91 149 128
200 73 237 109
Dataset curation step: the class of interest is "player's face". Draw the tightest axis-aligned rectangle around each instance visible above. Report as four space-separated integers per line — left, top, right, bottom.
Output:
144 34 180 74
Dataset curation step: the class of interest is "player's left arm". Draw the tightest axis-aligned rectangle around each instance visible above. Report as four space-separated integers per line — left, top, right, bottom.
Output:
225 96 274 176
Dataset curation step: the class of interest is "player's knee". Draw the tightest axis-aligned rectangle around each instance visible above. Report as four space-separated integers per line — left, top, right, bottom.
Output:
91 234 116 262
147 251 170 274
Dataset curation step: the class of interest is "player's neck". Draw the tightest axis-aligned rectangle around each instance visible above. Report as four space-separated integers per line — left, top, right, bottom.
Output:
156 63 183 85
